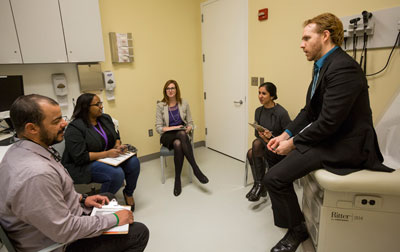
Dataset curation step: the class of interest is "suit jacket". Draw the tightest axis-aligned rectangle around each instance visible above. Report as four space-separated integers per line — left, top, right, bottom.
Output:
61 114 120 184
286 47 393 174
155 99 194 135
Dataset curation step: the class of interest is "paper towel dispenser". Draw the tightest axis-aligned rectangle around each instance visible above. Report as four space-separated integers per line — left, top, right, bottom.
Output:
77 64 103 91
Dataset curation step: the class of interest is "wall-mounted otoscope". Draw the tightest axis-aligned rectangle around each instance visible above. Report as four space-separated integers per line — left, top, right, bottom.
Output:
350 17 361 60
362 11 372 28
360 11 373 73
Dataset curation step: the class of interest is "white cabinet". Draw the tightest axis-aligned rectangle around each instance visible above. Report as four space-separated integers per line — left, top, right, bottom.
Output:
10 0 68 63
59 0 105 62
0 0 104 64
0 0 22 64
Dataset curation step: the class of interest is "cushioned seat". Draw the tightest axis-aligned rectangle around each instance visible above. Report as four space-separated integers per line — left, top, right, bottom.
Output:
312 168 400 196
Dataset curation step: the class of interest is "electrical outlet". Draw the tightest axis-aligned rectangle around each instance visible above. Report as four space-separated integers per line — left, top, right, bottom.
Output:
148 129 153 137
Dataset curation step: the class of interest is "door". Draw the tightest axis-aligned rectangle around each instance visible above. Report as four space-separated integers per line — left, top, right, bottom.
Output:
201 0 248 161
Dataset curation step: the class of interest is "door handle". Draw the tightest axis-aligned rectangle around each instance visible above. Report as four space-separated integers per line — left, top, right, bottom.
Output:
233 100 243 105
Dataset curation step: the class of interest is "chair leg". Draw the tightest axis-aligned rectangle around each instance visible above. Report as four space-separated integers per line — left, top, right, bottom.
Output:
244 157 248 187
160 156 166 184
188 163 193 183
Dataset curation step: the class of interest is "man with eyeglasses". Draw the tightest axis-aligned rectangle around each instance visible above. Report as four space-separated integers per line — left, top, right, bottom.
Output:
0 94 149 252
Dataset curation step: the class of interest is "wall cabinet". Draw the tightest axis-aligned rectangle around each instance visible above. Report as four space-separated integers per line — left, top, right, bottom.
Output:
10 0 68 63
0 0 104 64
0 0 22 64
59 0 105 62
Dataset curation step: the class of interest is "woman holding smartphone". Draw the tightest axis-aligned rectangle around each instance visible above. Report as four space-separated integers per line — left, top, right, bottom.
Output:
155 80 209 196
246 82 291 201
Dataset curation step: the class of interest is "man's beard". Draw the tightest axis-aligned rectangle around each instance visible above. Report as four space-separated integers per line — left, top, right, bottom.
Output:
39 126 63 146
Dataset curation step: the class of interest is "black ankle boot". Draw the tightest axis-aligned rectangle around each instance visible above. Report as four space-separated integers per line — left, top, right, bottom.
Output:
173 179 182 196
271 223 309 252
248 182 266 201
246 183 258 199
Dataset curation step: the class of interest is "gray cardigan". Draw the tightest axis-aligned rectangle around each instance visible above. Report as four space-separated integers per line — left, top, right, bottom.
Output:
155 99 194 135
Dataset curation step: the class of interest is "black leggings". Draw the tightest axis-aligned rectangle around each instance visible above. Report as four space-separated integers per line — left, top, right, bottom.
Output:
161 130 200 180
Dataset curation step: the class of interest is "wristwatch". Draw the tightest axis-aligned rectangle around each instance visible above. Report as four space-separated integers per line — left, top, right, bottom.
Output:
80 194 88 204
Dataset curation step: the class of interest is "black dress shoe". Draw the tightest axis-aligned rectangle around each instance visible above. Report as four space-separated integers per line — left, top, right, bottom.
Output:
194 170 209 184
271 223 309 252
174 180 182 196
173 185 182 196
248 182 267 201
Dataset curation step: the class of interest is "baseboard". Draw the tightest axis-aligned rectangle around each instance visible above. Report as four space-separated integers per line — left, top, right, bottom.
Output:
138 141 205 163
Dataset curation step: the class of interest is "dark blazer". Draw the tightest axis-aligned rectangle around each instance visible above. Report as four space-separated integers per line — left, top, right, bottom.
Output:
61 114 120 184
286 47 393 175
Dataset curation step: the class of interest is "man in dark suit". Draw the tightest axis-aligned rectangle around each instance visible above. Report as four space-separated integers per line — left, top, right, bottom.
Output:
261 13 393 252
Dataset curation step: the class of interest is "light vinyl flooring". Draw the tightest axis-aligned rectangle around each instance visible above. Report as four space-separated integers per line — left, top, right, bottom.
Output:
1 147 307 252
120 147 304 252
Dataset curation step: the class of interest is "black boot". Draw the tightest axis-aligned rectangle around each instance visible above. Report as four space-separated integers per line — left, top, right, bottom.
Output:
246 163 258 199
271 223 309 252
248 182 267 201
246 183 257 199
247 156 267 202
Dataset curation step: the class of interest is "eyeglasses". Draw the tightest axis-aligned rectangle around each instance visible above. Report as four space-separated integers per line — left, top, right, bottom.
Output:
90 102 103 107
166 87 176 91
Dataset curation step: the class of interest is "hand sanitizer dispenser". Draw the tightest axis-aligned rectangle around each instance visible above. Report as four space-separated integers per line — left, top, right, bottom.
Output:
103 71 115 91
52 73 68 96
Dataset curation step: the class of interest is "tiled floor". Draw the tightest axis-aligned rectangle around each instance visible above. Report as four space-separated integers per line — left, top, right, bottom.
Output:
1 147 309 252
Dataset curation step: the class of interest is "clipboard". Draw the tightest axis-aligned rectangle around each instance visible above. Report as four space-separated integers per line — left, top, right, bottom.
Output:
90 199 131 234
248 122 275 138
98 152 136 166
248 122 267 132
165 126 186 132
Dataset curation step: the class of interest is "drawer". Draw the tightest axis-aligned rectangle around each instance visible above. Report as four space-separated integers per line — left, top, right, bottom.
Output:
304 175 324 199
303 202 319 248
303 182 322 217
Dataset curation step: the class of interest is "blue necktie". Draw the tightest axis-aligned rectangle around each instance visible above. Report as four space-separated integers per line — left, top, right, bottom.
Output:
310 65 319 98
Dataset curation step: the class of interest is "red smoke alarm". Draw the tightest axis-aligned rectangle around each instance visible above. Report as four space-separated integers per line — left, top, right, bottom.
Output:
258 8 268 21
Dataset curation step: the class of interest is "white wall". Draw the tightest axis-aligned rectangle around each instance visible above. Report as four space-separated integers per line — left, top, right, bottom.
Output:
0 64 87 119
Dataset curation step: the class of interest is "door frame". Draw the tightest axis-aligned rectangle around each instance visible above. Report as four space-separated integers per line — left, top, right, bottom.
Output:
200 0 248 161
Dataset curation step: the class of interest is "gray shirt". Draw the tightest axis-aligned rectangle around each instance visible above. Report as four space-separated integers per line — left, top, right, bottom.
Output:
254 103 291 138
0 140 117 252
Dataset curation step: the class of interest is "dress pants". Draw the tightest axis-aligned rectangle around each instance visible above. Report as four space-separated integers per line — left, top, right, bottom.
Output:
263 148 321 228
66 222 149 252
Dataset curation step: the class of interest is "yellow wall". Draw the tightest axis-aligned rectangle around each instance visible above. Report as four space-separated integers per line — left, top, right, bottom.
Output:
1 0 398 158
248 0 400 146
98 0 205 157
